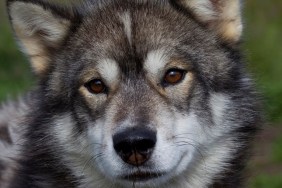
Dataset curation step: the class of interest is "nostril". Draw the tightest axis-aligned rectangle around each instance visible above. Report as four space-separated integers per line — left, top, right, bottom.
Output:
114 140 132 156
135 138 155 154
113 127 156 166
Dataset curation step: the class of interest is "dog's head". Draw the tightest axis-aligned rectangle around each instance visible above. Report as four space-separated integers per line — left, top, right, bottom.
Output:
7 0 254 187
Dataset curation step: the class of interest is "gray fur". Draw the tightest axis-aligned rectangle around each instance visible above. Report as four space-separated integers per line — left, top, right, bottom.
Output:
0 94 34 188
1 0 261 187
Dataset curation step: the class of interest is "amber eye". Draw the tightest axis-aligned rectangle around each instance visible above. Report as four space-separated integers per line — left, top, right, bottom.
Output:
163 69 186 86
85 79 107 94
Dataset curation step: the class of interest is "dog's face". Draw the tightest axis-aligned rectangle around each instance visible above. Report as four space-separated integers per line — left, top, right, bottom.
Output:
52 7 204 185
7 0 246 187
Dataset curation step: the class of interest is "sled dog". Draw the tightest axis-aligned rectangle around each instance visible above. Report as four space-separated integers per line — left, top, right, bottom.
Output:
0 0 261 187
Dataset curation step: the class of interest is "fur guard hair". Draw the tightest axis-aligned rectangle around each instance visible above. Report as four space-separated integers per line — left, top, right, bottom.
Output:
0 0 261 187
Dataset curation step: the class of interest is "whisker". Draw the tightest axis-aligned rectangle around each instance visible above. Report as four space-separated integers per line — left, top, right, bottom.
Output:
82 152 105 173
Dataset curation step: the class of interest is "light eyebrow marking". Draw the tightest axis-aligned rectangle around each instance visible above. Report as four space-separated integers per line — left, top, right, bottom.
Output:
96 58 120 86
144 49 168 76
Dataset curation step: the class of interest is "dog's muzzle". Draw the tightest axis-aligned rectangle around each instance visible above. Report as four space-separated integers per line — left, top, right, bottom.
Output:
113 127 156 166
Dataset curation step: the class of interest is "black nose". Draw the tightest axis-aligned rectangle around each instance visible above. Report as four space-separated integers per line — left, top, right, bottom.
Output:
113 127 156 166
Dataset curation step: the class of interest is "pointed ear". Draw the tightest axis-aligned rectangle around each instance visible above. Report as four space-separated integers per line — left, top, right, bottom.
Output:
174 0 243 43
7 0 79 76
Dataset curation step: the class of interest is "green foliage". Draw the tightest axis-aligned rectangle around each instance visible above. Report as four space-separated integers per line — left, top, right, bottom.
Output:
273 135 282 162
0 2 33 101
250 174 282 188
244 0 282 122
244 2 282 186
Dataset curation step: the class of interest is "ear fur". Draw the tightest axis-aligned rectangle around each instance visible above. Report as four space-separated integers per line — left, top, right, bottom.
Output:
6 0 80 75
174 0 243 43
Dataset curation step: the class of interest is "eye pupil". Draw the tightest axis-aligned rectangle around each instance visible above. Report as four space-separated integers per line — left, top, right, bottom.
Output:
87 79 106 94
164 69 185 85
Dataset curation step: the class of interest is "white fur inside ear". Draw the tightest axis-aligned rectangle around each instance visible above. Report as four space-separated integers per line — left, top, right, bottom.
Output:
217 0 243 42
182 0 216 22
178 0 243 42
10 2 70 42
9 2 71 74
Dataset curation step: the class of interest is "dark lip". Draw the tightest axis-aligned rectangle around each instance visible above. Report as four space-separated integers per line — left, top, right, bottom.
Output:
121 171 165 181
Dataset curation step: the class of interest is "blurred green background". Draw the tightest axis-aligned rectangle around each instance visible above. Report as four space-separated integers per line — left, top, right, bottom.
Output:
0 0 281 187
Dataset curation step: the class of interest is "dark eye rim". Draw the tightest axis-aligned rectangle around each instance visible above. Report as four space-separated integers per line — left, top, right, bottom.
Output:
84 78 108 94
162 68 187 87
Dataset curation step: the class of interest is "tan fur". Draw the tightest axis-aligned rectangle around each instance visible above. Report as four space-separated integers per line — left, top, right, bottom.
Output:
166 72 194 101
79 86 108 107
218 0 242 42
9 2 71 75
30 56 50 74
177 0 242 42
12 30 49 74
163 60 193 99
78 69 102 104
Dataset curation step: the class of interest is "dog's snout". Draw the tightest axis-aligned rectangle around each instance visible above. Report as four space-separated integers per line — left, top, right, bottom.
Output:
113 128 156 166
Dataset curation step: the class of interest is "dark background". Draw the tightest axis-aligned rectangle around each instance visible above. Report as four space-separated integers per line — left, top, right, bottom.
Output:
0 0 281 187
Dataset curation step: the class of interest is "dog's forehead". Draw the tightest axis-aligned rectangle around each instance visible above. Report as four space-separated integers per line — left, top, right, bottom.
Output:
73 2 199 64
62 1 223 84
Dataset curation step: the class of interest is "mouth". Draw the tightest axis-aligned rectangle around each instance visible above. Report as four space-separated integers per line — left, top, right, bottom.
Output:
121 171 165 182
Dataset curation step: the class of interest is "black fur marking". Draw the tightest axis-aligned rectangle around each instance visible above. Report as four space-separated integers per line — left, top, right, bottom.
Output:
0 125 12 145
9 107 78 188
0 160 6 174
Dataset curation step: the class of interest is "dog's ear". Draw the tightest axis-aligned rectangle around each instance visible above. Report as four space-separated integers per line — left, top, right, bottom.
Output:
7 0 80 76
173 0 243 43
